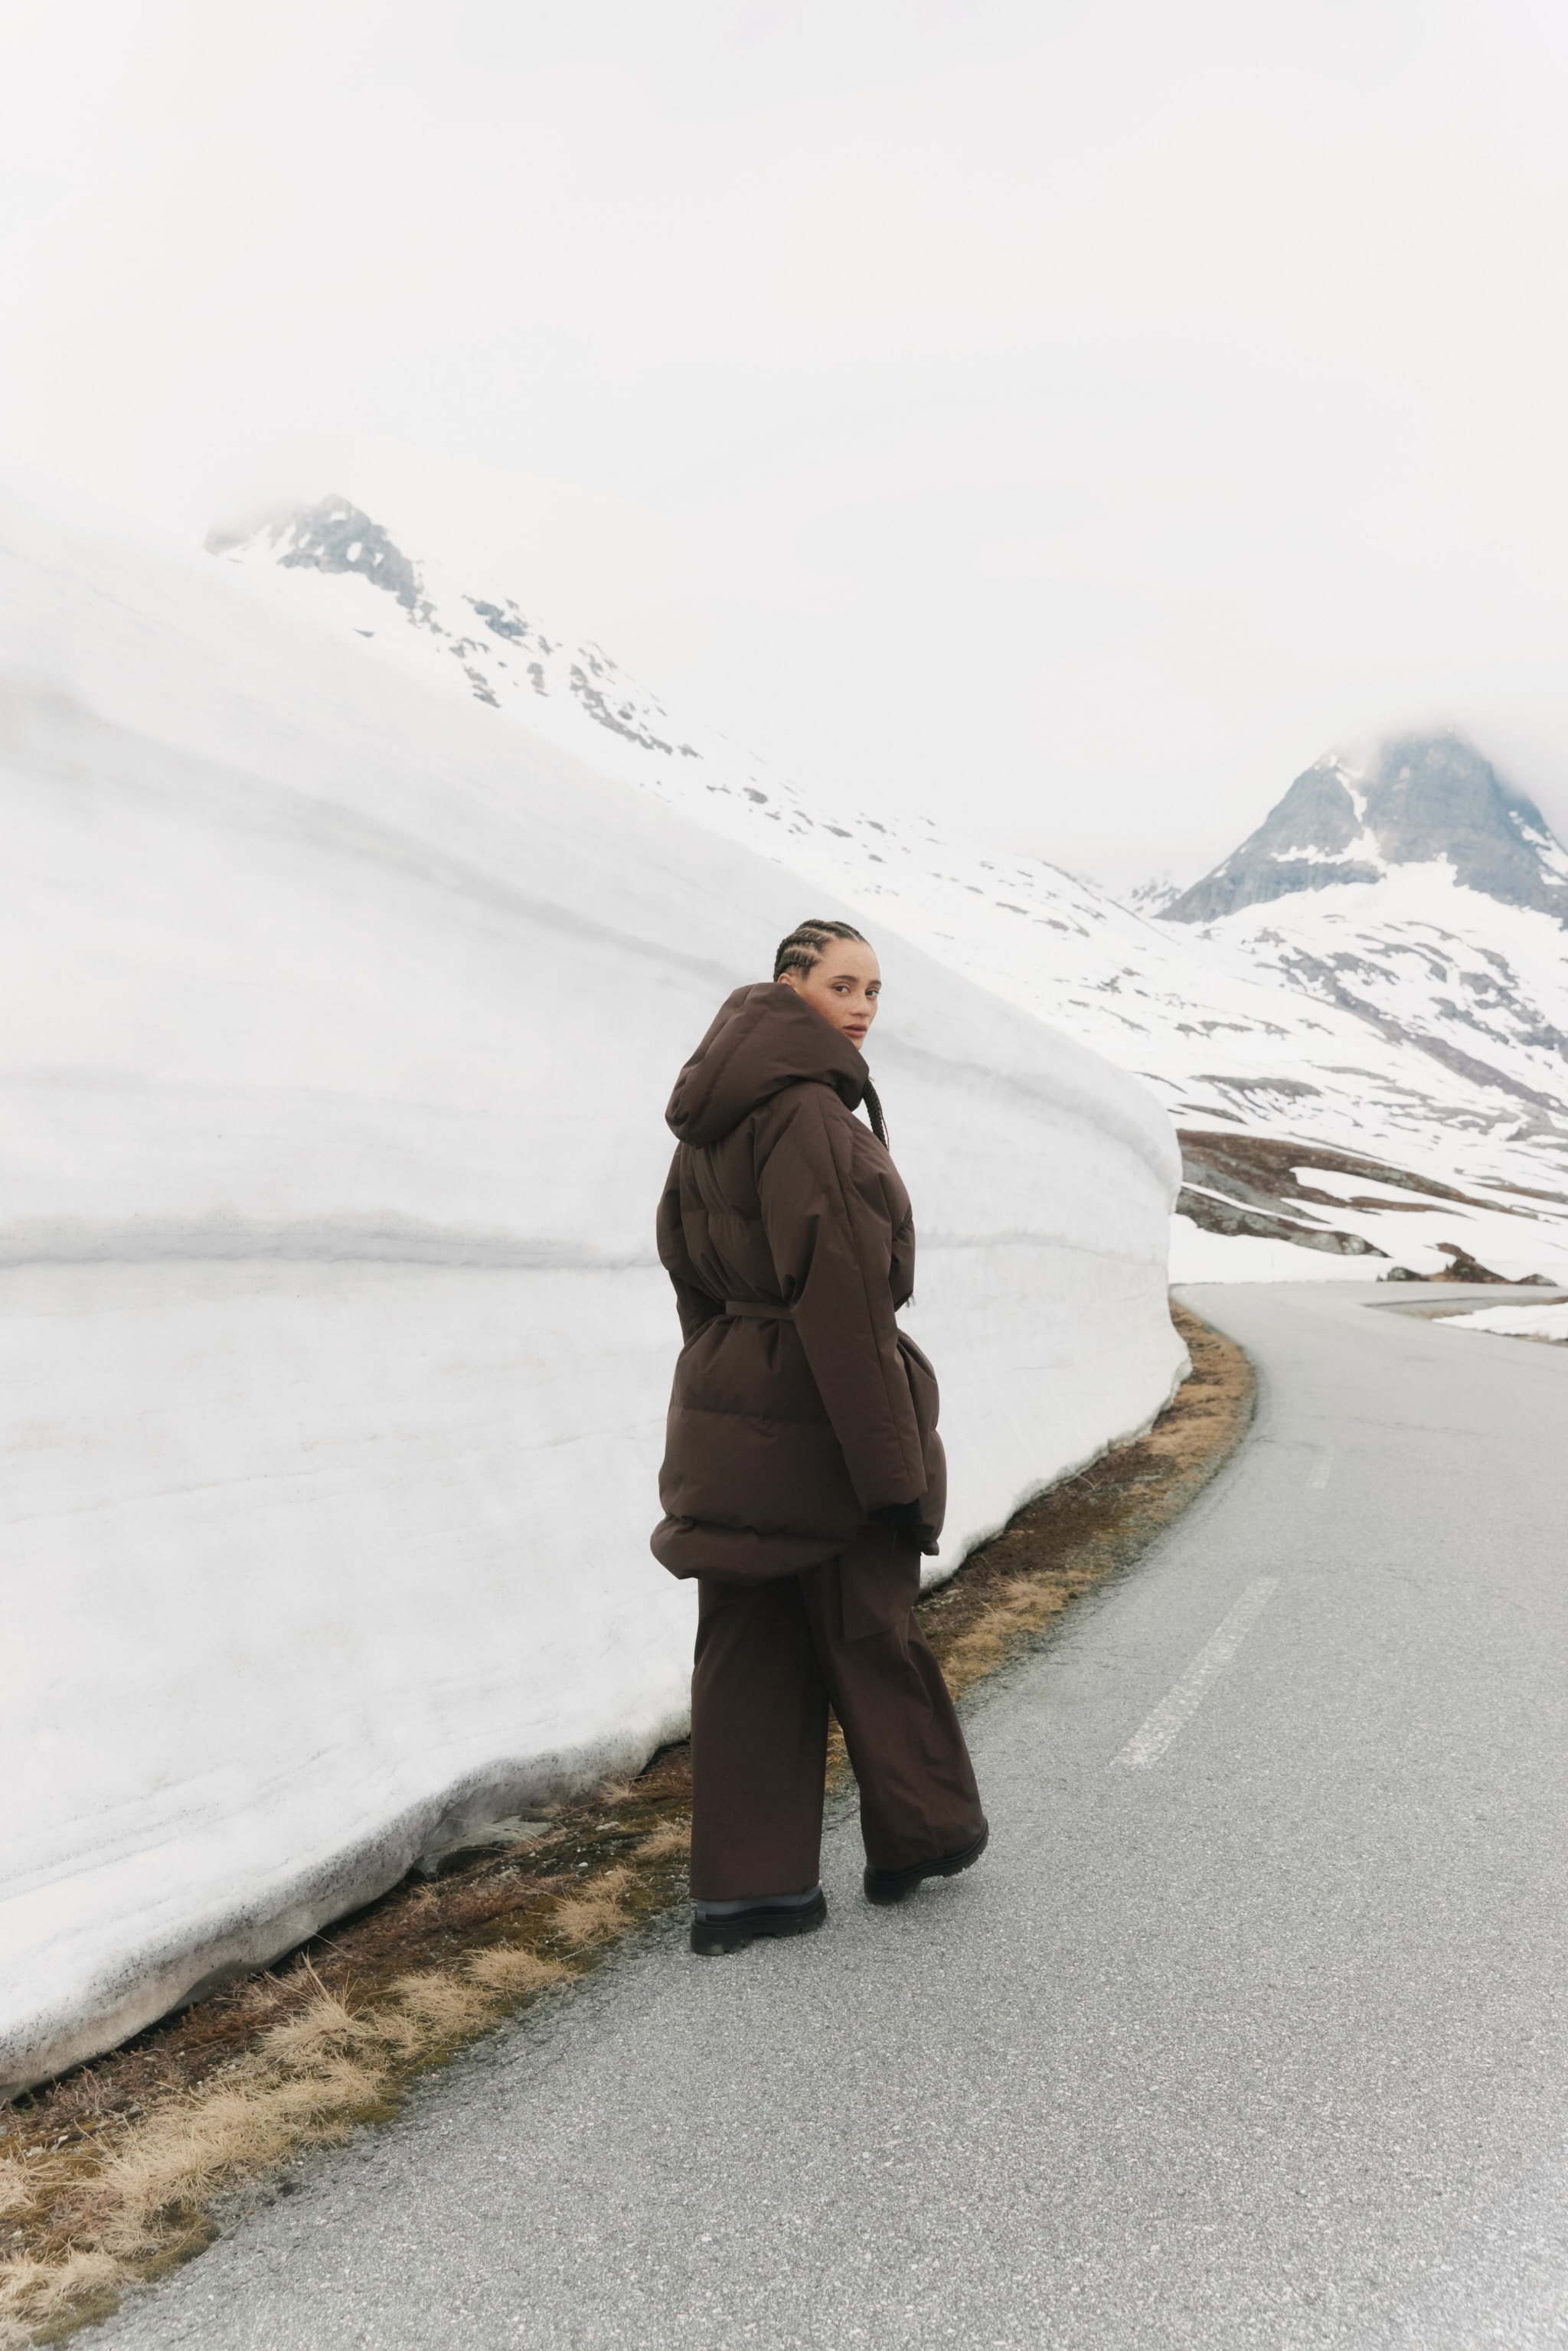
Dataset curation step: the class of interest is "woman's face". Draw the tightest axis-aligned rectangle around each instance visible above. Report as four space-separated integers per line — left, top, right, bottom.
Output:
778 939 881 1051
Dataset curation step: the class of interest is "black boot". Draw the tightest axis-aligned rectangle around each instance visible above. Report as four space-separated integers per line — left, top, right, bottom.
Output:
689 1889 828 1957
864 1821 989 1906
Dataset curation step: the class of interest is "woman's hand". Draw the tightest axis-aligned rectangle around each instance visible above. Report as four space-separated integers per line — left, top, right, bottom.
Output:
868 1498 924 1530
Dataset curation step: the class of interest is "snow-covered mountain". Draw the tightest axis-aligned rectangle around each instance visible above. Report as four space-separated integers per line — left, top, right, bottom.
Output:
1157 733 1568 1272
211 501 1568 1283
1160 735 1568 1121
206 496 716 772
1167 733 1568 930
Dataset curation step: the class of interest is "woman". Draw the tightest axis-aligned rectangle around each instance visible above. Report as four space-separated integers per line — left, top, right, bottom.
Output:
652 918 988 1956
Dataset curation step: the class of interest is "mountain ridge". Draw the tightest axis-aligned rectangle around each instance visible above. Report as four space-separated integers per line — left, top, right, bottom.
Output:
211 498 1568 1282
209 496 705 757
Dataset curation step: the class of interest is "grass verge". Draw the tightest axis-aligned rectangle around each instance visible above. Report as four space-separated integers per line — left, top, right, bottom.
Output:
0 1300 1250 2344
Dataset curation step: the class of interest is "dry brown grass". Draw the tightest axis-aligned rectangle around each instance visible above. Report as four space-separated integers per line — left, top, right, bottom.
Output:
374 1975 492 2054
1 1299 1250 2346
550 1866 634 1946
94 2058 383 2257
0 2251 122 2344
634 1816 691 1862
463 1948 569 2000
254 1980 373 2069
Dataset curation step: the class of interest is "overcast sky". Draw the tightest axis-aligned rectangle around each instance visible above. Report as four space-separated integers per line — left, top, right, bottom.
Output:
5 0 1568 889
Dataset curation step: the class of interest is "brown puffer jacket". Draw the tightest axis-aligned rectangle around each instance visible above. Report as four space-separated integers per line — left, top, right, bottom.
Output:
650 982 946 1584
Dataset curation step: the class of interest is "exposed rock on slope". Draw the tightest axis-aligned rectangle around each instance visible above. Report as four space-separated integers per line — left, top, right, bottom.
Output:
1175 1129 1564 1278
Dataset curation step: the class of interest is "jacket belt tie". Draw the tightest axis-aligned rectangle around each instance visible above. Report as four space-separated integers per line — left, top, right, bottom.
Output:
724 1299 795 1320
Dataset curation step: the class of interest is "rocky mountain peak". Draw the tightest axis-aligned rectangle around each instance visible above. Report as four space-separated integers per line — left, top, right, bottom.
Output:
208 492 707 753
1164 730 1568 927
208 496 426 612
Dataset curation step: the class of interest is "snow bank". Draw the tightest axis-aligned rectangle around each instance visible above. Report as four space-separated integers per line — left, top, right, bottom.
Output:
1437 1300 1568 1341
0 475 1183 2095
1167 1220 1384 1284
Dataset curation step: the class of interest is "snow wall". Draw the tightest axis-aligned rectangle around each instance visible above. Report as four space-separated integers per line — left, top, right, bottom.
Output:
0 478 1185 2095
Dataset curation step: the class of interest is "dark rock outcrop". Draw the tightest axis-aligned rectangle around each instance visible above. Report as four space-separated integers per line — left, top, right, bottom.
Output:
1174 1128 1547 1268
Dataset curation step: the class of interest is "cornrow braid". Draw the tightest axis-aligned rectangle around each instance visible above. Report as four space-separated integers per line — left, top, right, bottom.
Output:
772 917 888 1148
772 916 869 981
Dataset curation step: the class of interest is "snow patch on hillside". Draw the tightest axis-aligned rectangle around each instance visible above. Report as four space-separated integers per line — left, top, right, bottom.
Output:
1206 864 1568 1118
1438 1299 1568 1342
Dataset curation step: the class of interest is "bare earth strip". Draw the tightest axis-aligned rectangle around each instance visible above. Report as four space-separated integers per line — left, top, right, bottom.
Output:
0 1302 1251 2346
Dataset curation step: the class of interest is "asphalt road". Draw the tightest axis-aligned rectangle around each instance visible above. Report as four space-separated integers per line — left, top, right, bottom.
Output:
100 1282 1568 2350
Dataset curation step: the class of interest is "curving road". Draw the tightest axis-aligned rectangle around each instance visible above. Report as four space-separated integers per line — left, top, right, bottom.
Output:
100 1282 1568 2350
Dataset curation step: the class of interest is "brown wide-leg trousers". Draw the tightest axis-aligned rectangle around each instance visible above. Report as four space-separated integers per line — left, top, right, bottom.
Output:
688 1523 985 1902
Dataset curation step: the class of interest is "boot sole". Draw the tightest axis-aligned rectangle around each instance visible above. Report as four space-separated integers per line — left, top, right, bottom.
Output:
690 1892 828 1957
864 1821 989 1906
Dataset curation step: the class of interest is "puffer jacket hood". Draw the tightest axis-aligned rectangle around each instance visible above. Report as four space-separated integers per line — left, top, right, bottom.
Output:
665 982 867 1149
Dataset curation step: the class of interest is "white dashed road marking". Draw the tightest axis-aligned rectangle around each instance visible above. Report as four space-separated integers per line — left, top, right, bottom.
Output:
1111 1578 1280 1769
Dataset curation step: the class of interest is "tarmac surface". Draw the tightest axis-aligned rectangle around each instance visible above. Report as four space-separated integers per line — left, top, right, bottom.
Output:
99 1282 1568 2349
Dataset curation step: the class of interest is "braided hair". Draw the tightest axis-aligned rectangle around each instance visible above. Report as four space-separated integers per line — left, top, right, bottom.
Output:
772 918 889 1148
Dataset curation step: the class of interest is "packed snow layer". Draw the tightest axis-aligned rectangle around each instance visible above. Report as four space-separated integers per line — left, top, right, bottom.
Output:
0 475 1184 2094
1168 1220 1388 1284
1437 1300 1568 1342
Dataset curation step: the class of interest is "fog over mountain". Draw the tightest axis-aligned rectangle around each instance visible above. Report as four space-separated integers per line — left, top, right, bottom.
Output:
13 1 1568 896
214 498 1568 1284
